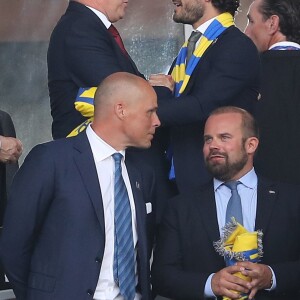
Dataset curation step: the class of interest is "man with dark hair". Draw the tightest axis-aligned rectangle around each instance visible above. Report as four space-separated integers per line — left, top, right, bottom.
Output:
245 0 300 185
245 0 300 52
149 0 260 194
152 106 300 300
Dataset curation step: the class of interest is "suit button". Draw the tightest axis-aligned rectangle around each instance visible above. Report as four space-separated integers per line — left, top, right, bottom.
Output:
95 257 101 263
87 289 94 296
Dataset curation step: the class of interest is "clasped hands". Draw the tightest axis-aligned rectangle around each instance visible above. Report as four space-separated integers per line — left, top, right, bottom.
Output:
0 136 23 163
212 261 273 299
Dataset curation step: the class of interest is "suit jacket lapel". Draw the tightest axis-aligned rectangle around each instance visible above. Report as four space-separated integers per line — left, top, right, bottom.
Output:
194 183 225 268
126 159 150 296
195 182 221 243
126 160 147 254
255 177 278 233
182 28 230 96
72 132 105 234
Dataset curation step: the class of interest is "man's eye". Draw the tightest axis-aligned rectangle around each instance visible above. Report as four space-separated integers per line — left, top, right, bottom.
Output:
221 136 230 141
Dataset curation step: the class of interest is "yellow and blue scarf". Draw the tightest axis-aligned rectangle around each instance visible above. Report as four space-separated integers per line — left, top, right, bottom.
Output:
172 12 234 97
67 87 96 137
67 13 234 138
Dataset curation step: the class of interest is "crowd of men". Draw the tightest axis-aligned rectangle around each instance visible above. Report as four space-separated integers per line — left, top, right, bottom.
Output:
0 0 299 299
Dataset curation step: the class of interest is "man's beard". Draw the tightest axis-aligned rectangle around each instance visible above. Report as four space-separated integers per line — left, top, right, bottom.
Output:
205 148 248 181
173 2 204 25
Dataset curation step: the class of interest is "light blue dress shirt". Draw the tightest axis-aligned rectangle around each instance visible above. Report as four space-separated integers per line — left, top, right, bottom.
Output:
204 168 276 298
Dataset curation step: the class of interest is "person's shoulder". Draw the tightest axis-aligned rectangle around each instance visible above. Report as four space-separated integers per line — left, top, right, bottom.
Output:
211 26 258 59
168 181 214 208
0 110 13 124
0 110 10 118
30 134 84 157
257 175 300 198
54 1 104 33
221 26 256 46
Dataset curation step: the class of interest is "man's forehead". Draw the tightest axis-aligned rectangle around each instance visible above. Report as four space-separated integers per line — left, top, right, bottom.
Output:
205 113 242 131
249 0 263 15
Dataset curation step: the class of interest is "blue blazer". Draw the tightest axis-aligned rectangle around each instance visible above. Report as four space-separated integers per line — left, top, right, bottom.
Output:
152 176 300 299
156 26 261 194
47 1 142 139
47 2 174 221
0 132 155 300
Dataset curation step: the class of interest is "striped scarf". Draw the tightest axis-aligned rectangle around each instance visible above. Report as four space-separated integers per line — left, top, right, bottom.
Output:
172 12 234 97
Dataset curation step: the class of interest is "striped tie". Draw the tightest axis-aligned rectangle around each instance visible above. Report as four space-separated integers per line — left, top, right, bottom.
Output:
112 153 135 300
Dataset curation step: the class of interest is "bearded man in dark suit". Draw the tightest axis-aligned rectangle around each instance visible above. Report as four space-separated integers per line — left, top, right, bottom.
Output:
152 106 300 300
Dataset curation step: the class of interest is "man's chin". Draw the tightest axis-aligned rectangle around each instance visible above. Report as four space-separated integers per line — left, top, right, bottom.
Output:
206 164 226 178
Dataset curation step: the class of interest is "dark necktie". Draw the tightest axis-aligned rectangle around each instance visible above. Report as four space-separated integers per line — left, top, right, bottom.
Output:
112 153 135 300
225 181 243 225
186 31 202 64
108 25 129 56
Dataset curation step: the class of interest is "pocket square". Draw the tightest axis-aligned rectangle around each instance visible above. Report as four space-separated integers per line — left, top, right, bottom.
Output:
146 202 152 214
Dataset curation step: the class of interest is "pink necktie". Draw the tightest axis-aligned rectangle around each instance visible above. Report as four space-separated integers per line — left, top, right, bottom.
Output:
108 25 129 56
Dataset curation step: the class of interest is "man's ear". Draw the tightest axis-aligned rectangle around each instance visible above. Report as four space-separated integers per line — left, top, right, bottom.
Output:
268 15 280 34
246 137 259 154
115 103 126 119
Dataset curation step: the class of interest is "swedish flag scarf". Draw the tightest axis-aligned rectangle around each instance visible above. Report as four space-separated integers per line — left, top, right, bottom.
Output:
67 87 97 137
172 12 234 97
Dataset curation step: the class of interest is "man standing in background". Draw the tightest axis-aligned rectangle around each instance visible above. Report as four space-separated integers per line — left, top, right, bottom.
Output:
48 0 143 139
245 0 300 184
149 0 260 194
244 0 300 51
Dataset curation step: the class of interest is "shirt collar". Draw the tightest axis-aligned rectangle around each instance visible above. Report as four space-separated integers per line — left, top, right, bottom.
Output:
85 5 111 29
86 125 125 163
213 168 258 191
269 41 300 50
195 16 217 35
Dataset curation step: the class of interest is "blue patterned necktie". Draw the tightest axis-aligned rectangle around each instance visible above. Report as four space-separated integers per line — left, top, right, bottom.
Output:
225 181 243 225
112 153 135 300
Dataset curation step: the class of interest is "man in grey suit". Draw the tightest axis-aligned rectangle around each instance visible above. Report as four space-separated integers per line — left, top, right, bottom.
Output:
1 72 159 300
152 106 300 300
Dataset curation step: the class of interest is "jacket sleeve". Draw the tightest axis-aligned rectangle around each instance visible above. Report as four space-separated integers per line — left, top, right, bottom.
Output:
0 144 55 299
157 31 260 126
152 197 210 299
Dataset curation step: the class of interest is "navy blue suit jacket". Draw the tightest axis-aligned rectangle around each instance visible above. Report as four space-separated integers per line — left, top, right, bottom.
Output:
156 26 261 194
152 176 300 299
47 1 174 224
0 132 155 300
48 1 142 139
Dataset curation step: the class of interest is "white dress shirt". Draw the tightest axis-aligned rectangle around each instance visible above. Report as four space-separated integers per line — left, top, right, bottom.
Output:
86 125 140 300
86 5 111 29
269 41 300 50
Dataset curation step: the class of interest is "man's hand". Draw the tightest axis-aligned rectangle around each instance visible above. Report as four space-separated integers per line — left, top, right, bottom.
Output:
212 265 250 299
0 136 23 163
148 74 174 92
237 261 273 299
